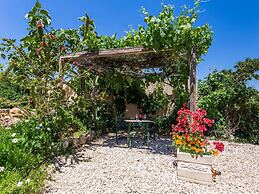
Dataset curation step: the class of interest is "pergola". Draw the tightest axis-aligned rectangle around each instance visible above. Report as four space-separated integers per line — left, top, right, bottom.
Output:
58 47 197 111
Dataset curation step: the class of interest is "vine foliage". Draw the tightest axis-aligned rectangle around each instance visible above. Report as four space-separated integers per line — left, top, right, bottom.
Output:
0 0 213 133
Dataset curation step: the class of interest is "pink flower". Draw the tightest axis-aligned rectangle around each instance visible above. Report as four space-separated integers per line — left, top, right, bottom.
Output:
213 141 224 152
172 106 214 134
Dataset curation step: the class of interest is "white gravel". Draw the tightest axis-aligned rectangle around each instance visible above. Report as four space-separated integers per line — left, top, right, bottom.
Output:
45 133 259 194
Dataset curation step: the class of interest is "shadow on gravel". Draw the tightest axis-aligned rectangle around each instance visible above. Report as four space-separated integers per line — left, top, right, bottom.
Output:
52 151 93 172
90 133 177 156
51 133 176 172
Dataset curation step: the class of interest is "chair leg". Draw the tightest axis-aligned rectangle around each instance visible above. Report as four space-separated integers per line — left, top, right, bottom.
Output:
115 129 118 144
127 123 132 148
152 125 157 141
143 123 149 147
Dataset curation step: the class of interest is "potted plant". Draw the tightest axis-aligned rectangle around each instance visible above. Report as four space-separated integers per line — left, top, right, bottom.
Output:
172 105 224 185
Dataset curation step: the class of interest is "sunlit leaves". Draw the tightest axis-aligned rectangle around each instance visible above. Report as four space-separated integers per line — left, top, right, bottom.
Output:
198 62 259 143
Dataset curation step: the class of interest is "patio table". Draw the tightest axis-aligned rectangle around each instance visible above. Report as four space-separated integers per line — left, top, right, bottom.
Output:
124 119 154 148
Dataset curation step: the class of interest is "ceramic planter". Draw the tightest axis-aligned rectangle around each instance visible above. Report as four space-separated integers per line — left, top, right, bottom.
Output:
177 150 214 185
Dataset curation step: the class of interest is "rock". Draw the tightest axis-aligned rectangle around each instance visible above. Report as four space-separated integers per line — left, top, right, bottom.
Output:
1 116 11 121
62 137 74 149
85 134 93 142
9 117 20 126
0 109 9 114
73 138 80 148
63 140 69 149
89 131 96 139
11 113 24 118
10 108 24 115
79 135 87 145
0 108 30 127
0 115 21 127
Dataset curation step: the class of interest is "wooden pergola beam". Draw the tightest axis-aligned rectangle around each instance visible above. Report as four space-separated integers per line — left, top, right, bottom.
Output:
60 47 179 60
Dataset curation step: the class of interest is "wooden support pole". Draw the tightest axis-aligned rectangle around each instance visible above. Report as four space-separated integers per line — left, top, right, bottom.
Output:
92 75 99 130
58 58 63 85
189 47 197 112
79 68 86 97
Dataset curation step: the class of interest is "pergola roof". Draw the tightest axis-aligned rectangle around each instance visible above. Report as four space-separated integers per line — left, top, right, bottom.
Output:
60 47 186 69
58 46 197 112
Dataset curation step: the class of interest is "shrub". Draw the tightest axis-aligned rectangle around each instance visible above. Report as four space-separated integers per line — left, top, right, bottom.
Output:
0 118 66 193
0 78 28 108
198 59 259 144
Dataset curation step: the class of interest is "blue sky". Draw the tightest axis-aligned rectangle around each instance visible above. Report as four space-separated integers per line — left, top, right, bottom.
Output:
0 0 258 88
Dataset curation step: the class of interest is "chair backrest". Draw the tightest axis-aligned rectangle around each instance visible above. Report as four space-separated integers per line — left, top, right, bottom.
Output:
125 103 139 119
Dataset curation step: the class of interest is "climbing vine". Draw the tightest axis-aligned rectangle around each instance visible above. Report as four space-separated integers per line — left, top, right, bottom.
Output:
0 0 213 132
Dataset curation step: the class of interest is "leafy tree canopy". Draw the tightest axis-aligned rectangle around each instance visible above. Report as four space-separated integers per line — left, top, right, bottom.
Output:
198 58 259 144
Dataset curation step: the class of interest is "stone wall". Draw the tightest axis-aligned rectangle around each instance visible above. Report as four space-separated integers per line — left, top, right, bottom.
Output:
0 108 29 127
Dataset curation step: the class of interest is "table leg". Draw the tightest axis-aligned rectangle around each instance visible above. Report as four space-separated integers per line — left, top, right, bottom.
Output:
144 123 149 147
127 123 132 148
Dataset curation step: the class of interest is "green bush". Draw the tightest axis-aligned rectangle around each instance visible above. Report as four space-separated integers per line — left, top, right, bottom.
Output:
198 58 259 144
0 78 28 108
0 166 47 194
0 118 66 193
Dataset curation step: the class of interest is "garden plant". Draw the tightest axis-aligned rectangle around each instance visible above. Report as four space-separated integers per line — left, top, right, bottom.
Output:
0 0 258 193
172 105 224 157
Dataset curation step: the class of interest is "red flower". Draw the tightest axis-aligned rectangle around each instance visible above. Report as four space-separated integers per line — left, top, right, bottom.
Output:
213 141 225 152
172 106 214 134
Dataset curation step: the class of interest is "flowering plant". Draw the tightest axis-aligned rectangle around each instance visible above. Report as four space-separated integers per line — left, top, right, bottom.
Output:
172 105 224 157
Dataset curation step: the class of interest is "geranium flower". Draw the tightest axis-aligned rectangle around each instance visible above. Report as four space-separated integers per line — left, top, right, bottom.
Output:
172 105 224 157
213 149 219 156
25 178 30 184
11 133 16 137
213 141 225 152
175 139 182 145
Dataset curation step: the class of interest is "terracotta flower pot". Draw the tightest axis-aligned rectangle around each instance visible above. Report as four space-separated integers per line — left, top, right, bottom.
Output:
177 150 214 185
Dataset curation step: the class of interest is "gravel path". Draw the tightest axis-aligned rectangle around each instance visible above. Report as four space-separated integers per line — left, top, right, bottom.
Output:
45 134 259 194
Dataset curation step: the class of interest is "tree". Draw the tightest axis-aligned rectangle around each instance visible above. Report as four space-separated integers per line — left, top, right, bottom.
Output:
198 58 259 144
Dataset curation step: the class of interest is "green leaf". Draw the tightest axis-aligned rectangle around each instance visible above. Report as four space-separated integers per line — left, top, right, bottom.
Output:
20 36 33 43
35 0 42 9
40 9 51 19
114 82 122 94
0 53 6 59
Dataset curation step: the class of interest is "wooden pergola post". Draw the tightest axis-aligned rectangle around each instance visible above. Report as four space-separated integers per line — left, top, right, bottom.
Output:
58 58 63 83
189 47 197 112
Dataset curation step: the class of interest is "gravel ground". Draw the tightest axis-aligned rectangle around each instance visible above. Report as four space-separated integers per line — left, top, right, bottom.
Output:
45 133 259 194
